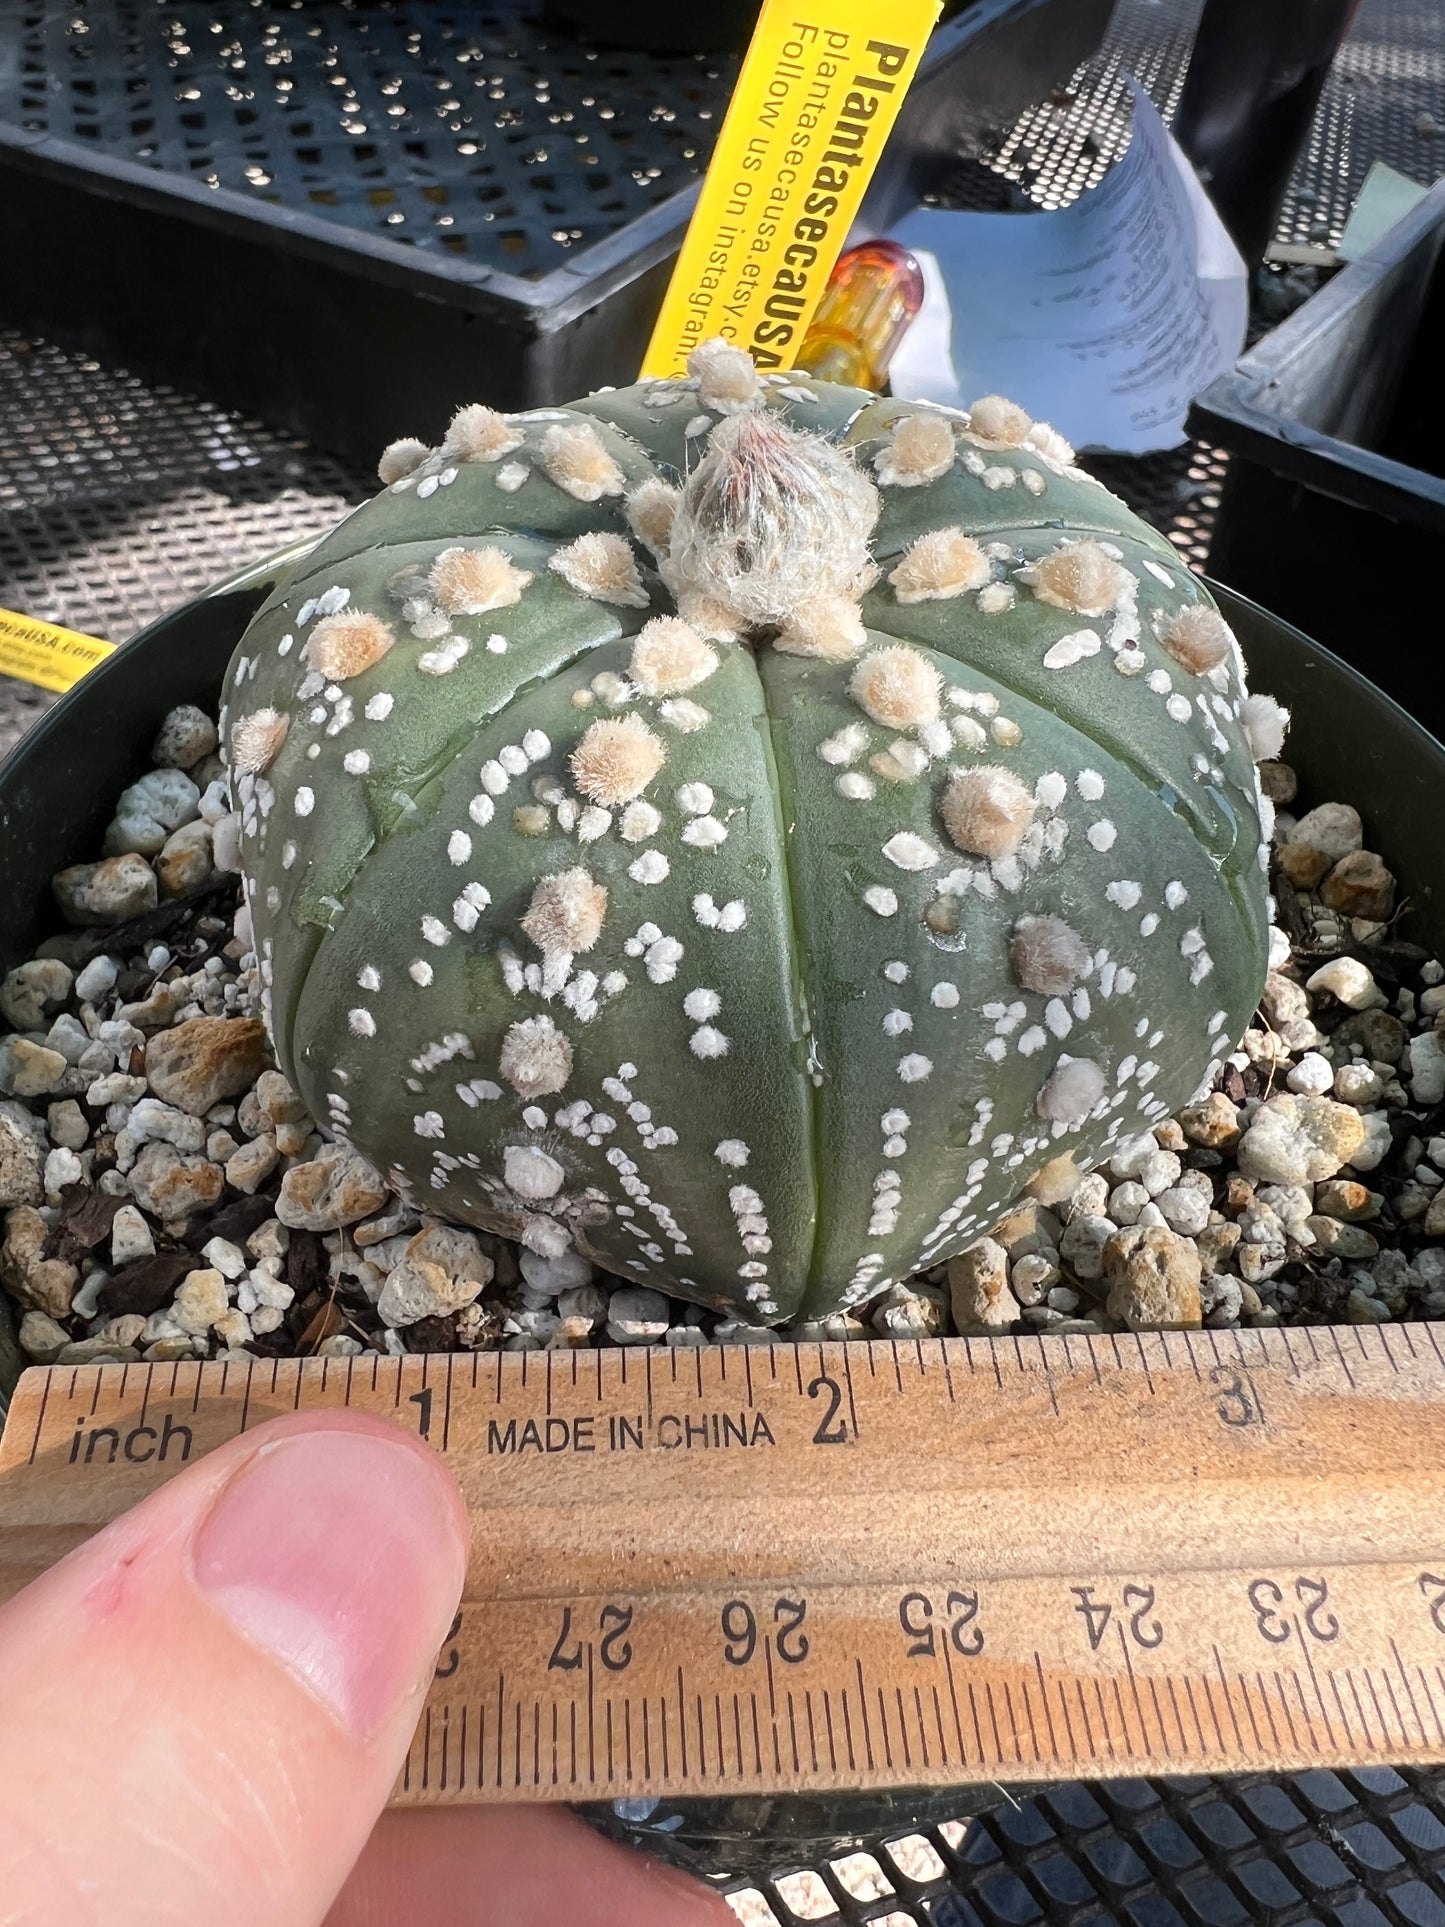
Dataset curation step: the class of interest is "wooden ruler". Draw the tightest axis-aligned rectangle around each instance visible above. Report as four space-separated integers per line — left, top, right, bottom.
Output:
2 1325 1445 1805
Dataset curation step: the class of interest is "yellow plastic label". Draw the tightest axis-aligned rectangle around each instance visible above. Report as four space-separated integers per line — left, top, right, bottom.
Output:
0 608 114 695
641 0 941 378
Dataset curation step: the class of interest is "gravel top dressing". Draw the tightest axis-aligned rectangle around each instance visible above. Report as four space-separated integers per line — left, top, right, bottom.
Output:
0 696 1438 1371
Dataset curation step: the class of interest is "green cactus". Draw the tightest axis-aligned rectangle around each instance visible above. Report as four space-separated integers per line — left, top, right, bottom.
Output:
221 343 1275 1323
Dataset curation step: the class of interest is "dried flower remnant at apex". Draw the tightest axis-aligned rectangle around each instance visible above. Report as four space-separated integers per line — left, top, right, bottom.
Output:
225 357 1275 1322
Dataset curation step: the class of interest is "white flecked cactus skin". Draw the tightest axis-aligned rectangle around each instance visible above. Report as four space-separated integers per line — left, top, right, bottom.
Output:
221 344 1274 1322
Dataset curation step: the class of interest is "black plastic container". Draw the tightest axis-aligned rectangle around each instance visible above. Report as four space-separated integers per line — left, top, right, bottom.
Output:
1190 179 1445 735
0 0 1108 466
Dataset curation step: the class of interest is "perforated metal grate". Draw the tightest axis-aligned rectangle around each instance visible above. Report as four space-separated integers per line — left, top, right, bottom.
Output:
712 1766 1445 1925
0 0 737 279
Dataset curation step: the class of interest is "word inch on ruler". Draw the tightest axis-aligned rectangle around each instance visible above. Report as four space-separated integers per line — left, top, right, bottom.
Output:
1 1326 1444 1805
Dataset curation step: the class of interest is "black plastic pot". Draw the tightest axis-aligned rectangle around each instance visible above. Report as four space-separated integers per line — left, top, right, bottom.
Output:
1190 179 1445 737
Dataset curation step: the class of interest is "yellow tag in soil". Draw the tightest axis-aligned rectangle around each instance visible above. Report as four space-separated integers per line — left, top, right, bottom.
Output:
641 0 941 379
0 607 113 694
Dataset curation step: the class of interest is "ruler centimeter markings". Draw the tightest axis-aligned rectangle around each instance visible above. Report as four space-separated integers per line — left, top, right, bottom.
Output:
0 1325 1444 1804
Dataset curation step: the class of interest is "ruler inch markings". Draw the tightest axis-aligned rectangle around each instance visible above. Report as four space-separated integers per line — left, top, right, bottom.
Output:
2 1333 1445 1803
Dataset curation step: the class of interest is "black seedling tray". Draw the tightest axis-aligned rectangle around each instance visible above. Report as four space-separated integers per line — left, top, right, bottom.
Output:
1191 178 1445 735
0 0 1109 467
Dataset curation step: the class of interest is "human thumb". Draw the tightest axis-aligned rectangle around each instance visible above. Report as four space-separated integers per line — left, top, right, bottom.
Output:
0 1408 468 1926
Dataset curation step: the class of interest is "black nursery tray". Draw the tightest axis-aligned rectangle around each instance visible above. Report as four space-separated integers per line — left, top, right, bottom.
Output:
0 0 1108 466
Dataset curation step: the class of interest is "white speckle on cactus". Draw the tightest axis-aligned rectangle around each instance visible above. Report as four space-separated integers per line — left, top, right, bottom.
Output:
918 719 954 758
521 1105 549 1131
1179 927 1205 956
500 1015 573 1097
1164 880 1189 909
1165 694 1192 723
864 886 899 917
294 787 315 817
1107 880 1142 910
305 611 396 681
1034 772 1067 810
414 1112 445 1139
981 466 1016 491
897 1053 933 1083
443 402 523 463
643 935 683 983
1010 916 1090 994
629 850 670 885
341 749 370 776
1035 1055 1105 1123
836 772 875 801
1017 1025 1047 1055
572 715 667 805
549 531 649 607
419 637 470 676
874 411 955 487
1241 692 1290 762
931 982 960 1008
1086 820 1117 852
619 800 662 843
540 421 626 502
231 708 289 773
348 1008 376 1038
940 767 1034 859
977 582 1017 615
409 959 434 986
1147 669 1172 695
658 698 710 732
850 646 942 730
714 1140 750 1167
468 793 495 827
498 745 529 776
494 461 528 493
523 869 607 956
1045 998 1073 1038
577 806 611 842
883 1009 913 1036
357 965 381 991
883 961 909 983
685 414 711 437
1140 913 1161 940
447 831 472 866
420 916 450 948
951 714 988 750
281 840 296 869
481 761 509 796
1077 769 1105 799
629 617 717 696
682 816 728 849
817 733 867 778
1031 540 1126 617
377 436 430 484
1042 629 1102 670
1160 604 1232 674
889 527 992 604
676 782 714 814
690 1026 730 1059
683 988 722 1021
504 1145 566 1200
364 693 394 721
883 832 939 872
486 632 508 655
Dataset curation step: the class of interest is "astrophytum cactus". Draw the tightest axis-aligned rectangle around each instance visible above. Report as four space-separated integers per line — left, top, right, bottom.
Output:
222 341 1278 1322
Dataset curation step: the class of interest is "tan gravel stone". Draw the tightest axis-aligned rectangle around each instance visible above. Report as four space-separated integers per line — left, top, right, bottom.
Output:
1103 1227 1202 1330
145 1017 269 1116
947 1237 1018 1333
